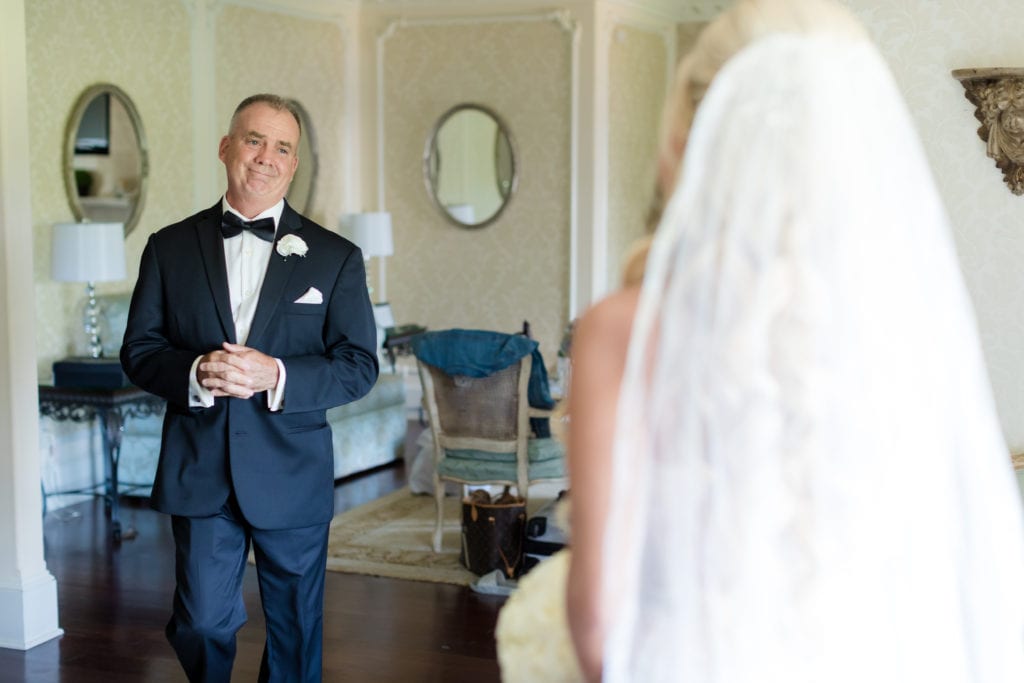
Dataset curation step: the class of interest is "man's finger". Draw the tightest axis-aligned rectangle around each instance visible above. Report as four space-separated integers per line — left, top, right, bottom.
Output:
201 354 250 373
203 376 254 398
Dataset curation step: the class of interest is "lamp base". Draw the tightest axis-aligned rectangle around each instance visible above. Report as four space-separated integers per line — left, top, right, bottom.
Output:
82 281 103 358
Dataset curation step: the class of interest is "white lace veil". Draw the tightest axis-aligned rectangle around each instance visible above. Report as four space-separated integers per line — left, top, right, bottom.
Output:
601 31 1024 683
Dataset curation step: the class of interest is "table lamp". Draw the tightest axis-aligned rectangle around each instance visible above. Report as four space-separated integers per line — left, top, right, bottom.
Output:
340 211 394 302
51 221 126 359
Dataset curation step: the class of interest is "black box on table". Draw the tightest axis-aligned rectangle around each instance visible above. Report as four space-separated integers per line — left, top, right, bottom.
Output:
53 357 130 389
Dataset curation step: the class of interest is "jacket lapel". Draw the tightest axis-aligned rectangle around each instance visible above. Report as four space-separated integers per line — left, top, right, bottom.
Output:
245 201 303 349
196 203 237 344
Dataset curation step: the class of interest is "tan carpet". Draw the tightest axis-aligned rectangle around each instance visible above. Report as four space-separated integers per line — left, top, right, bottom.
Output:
326 487 558 586
326 488 476 585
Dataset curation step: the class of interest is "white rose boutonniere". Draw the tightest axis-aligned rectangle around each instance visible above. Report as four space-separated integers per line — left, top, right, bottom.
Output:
276 234 308 259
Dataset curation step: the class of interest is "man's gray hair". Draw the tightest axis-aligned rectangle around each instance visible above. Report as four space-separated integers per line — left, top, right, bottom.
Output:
229 94 302 138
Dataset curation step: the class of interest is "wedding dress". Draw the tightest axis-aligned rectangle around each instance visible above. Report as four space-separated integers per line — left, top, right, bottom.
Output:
603 32 1024 683
497 25 1024 683
496 549 582 682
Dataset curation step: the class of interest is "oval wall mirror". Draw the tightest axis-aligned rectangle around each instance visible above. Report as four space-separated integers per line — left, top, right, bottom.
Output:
423 103 517 229
285 99 318 215
63 83 148 235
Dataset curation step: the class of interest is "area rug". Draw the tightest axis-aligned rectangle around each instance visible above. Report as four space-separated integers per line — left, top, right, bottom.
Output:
325 486 559 586
326 488 474 585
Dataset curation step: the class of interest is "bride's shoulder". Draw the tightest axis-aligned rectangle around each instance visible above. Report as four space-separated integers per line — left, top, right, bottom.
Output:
574 286 641 360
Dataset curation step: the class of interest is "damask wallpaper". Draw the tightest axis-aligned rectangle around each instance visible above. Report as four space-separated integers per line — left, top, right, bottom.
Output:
26 0 348 383
20 0 1024 454
378 16 573 362
844 0 1024 450
26 0 192 382
607 23 668 289
214 4 347 230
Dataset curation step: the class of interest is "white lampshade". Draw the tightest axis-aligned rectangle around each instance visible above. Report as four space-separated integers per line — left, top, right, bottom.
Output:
51 222 127 283
340 212 394 259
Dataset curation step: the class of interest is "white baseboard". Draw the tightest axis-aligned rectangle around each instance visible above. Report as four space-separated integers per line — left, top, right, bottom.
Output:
0 573 63 650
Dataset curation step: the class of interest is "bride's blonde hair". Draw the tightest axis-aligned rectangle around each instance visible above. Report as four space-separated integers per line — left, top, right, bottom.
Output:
631 0 866 284
656 0 865 198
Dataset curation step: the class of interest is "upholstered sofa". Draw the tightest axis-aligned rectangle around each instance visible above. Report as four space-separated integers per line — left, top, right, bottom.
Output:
98 293 406 489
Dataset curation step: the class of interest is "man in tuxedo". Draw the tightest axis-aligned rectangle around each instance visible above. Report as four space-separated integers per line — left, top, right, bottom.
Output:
121 93 378 682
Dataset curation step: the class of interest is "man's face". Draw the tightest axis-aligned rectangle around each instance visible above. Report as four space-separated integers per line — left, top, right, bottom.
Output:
219 102 300 214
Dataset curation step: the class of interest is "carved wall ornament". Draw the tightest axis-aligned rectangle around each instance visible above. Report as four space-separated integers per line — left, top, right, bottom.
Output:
953 68 1024 195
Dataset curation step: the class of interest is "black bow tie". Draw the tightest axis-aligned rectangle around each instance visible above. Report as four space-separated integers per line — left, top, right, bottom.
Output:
221 212 276 242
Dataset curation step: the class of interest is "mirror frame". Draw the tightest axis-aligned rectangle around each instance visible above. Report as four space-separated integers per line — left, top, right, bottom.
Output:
285 98 318 215
63 83 149 236
422 103 518 229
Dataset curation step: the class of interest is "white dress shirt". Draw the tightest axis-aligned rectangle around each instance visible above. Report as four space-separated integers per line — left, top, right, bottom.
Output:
188 198 287 410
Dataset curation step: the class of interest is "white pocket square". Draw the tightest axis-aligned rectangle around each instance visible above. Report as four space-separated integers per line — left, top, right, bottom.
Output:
294 287 323 304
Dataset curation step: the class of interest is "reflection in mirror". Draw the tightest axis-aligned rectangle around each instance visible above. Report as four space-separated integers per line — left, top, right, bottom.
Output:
495 129 514 201
424 104 517 228
285 99 318 215
63 84 148 235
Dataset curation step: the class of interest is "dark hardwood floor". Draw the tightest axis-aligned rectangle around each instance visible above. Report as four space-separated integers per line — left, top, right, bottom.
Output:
0 430 506 682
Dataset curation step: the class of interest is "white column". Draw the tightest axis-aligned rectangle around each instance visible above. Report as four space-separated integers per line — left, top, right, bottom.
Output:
0 0 63 650
572 3 612 314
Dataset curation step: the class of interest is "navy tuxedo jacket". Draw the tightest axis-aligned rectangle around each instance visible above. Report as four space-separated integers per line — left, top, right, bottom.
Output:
121 201 379 529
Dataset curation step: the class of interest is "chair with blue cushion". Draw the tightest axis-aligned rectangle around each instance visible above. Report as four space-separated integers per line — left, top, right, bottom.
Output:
412 329 565 552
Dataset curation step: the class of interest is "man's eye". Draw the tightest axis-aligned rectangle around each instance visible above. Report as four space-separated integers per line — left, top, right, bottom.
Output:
278 148 290 155
246 138 260 146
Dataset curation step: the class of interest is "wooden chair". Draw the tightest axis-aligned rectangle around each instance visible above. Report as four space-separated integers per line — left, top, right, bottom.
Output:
416 352 565 552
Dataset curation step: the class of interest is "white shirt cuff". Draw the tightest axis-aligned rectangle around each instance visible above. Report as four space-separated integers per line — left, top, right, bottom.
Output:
188 356 215 408
266 358 286 411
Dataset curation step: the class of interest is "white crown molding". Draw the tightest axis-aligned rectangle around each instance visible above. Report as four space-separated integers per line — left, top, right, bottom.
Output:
604 0 724 22
218 0 355 20
607 8 677 40
199 0 723 24
376 8 580 31
362 0 724 23
179 0 220 22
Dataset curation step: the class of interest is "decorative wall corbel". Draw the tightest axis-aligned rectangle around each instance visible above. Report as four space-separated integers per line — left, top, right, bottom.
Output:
953 68 1024 195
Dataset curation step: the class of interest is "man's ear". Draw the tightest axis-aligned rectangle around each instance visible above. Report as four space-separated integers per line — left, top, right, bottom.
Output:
218 135 230 162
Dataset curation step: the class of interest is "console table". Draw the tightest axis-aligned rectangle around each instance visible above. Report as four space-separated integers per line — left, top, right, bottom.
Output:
382 324 427 372
38 385 164 541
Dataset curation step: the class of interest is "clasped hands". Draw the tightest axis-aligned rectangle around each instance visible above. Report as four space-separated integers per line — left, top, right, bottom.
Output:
197 342 279 399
